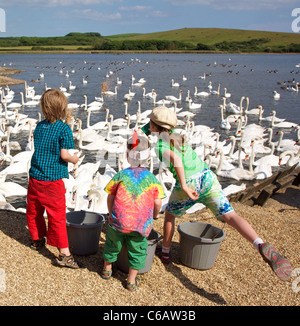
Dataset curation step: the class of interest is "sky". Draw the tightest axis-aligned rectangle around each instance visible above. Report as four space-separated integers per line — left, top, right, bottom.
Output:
0 0 299 37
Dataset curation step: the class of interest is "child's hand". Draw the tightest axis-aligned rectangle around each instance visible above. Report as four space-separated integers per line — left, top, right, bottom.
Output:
183 186 199 201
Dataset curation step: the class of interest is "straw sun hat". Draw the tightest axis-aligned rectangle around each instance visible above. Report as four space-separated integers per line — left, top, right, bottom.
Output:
150 106 177 130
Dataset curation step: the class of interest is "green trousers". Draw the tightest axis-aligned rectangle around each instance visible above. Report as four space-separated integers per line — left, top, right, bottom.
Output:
103 224 148 270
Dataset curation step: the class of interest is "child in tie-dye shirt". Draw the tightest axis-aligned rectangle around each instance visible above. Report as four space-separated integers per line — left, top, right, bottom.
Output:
102 133 164 291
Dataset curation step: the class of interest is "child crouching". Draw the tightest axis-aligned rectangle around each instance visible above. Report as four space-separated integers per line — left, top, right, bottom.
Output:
102 131 164 291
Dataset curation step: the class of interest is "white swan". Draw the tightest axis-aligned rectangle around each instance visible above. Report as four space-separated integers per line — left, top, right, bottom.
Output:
19 92 39 106
86 187 108 214
0 181 27 198
6 92 22 109
215 146 257 181
245 142 273 179
252 142 281 167
224 88 231 98
68 81 76 90
74 117 100 143
0 156 30 177
278 150 300 168
85 108 110 132
211 83 220 95
4 126 21 150
109 114 133 137
102 86 118 96
224 96 244 114
274 130 300 154
171 79 180 87
188 99 202 110
219 105 231 130
273 90 280 100
81 95 103 111
258 108 285 122
244 98 260 115
213 148 236 171
77 129 107 151
271 113 298 129
194 86 210 97
109 113 128 128
166 90 182 102
143 88 156 99
124 88 135 101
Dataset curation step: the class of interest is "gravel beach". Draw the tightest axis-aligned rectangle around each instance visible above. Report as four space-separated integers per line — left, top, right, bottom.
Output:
0 185 299 307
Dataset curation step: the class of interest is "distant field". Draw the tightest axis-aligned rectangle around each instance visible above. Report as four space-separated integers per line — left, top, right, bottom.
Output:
105 28 300 48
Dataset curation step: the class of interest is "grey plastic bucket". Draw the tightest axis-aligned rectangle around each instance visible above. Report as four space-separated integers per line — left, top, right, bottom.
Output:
178 221 225 270
66 210 105 255
116 229 163 274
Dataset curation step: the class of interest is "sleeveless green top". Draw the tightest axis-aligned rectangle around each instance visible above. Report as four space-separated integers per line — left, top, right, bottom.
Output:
155 135 208 183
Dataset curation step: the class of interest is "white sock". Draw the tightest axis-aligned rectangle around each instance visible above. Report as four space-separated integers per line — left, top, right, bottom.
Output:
162 246 170 254
253 238 264 251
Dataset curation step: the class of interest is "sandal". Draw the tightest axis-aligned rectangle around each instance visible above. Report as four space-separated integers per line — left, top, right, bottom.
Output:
155 247 170 264
56 253 79 269
259 243 292 281
30 238 46 251
101 268 112 280
126 276 141 292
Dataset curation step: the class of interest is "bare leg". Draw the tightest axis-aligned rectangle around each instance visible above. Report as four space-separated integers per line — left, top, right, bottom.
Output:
103 261 112 271
127 268 138 284
221 211 259 243
163 210 176 248
59 247 72 256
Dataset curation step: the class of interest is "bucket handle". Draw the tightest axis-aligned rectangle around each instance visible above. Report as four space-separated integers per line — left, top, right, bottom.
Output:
150 235 163 246
211 222 226 241
189 220 225 241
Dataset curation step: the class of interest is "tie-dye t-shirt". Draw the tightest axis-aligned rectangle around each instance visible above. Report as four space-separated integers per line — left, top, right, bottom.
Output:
104 167 165 237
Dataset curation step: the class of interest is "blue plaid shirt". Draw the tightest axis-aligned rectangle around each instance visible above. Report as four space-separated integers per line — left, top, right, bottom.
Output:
29 119 74 181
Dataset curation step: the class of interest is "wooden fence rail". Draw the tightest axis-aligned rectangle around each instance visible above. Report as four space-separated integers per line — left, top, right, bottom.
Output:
227 164 300 207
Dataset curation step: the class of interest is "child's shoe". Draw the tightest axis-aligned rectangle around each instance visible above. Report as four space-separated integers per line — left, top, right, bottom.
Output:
259 243 292 281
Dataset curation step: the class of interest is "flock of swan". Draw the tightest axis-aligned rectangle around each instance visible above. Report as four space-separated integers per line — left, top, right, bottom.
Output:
0 56 299 217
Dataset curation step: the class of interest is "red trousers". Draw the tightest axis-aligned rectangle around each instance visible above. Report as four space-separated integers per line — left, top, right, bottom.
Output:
26 177 69 248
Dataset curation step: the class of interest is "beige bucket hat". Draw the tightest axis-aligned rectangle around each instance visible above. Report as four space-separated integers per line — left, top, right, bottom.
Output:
150 106 177 130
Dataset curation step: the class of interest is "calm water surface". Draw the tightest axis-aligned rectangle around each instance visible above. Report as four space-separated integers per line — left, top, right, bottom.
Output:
1 53 300 208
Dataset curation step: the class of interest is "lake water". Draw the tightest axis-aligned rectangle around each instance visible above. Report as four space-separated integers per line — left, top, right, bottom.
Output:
1 52 300 209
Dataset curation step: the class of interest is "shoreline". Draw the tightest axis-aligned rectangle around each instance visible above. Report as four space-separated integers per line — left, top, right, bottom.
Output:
1 49 300 55
0 67 25 87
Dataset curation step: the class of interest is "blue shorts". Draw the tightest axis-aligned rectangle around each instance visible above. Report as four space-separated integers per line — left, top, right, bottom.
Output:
166 169 233 220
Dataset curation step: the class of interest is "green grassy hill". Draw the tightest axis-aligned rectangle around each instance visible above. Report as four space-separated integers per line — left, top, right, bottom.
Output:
0 28 299 53
104 28 300 51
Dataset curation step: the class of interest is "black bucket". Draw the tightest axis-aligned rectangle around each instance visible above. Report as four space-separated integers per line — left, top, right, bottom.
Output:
66 210 105 255
116 229 162 274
